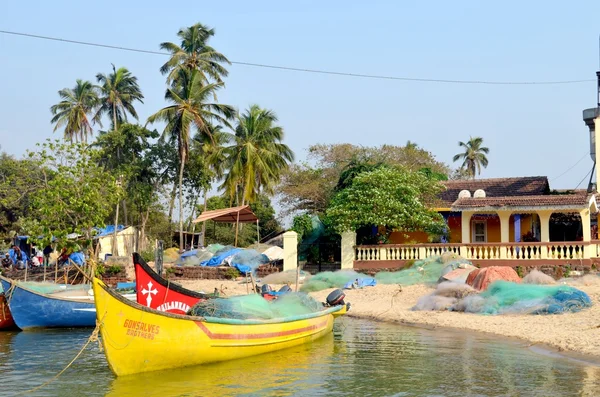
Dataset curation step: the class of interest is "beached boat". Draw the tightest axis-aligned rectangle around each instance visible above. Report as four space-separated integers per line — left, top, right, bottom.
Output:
0 276 137 330
93 277 348 376
0 291 16 330
0 276 97 330
134 253 213 314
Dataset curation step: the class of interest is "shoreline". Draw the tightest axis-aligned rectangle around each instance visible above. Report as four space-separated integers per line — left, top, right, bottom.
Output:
178 278 600 363
345 311 600 367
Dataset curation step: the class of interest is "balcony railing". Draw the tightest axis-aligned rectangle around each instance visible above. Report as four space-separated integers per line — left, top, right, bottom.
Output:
355 241 598 262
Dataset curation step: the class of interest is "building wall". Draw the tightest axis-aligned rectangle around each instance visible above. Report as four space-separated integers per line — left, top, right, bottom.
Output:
386 212 536 245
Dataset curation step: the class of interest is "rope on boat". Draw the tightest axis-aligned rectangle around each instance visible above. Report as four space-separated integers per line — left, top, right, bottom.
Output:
15 321 102 396
5 283 16 304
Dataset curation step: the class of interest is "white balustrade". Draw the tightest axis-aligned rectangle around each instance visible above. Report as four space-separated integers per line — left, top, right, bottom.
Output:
355 242 591 262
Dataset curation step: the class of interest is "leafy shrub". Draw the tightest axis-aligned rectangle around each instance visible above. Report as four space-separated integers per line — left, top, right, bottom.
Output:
140 249 155 263
223 267 241 280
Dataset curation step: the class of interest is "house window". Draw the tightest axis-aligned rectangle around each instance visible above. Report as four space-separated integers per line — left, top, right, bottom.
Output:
473 221 487 242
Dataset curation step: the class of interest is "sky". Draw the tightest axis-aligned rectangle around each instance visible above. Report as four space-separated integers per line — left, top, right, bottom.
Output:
1 0 600 191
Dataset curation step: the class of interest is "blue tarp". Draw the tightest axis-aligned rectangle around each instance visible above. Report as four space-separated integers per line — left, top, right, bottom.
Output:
8 248 29 264
230 250 269 274
94 225 126 238
343 277 377 290
69 252 85 266
180 249 199 258
201 248 243 267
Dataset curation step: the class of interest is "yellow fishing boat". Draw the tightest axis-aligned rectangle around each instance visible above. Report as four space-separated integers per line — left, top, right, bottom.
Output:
92 278 348 376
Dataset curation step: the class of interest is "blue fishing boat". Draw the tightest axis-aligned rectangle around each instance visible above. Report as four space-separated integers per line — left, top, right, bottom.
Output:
0 276 96 330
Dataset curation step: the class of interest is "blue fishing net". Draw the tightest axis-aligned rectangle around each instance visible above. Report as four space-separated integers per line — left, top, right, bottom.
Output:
476 281 592 315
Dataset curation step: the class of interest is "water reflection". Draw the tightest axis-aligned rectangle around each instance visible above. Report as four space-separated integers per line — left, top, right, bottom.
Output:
0 319 599 396
106 333 335 397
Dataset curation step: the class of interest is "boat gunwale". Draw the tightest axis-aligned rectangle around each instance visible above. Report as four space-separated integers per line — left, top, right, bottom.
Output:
96 278 345 325
134 253 212 300
0 275 94 306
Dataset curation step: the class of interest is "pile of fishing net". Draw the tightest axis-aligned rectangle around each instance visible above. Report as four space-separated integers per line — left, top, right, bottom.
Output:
299 256 450 292
413 280 592 315
466 266 522 291
261 269 311 285
188 292 323 320
177 249 214 266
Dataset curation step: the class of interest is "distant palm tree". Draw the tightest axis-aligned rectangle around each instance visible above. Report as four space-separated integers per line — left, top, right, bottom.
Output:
221 105 294 205
95 65 144 131
147 69 235 249
160 23 230 85
50 80 100 143
452 136 489 179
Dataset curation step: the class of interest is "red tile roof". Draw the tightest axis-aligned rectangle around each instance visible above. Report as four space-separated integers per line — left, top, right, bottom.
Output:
452 194 591 210
438 176 549 206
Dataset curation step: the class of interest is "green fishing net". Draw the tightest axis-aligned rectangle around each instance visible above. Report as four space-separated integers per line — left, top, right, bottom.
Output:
299 256 447 292
188 292 324 320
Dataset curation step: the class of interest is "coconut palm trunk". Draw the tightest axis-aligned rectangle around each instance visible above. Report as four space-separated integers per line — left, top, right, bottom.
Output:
178 151 186 251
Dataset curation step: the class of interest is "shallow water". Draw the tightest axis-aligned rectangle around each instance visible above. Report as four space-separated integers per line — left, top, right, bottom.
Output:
1 318 599 396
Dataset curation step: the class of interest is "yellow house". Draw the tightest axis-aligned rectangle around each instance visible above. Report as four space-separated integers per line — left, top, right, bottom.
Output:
389 176 596 245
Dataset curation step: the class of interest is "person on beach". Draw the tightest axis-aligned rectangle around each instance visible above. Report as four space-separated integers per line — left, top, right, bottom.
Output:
43 245 53 266
1 253 11 269
8 245 28 270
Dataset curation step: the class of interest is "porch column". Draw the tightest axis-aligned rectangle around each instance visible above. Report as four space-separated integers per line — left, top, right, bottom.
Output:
537 210 553 242
497 210 512 259
341 231 357 270
537 210 552 260
581 209 591 259
282 231 298 272
461 211 473 246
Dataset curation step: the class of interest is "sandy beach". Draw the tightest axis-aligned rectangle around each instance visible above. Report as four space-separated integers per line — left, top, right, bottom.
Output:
177 277 600 360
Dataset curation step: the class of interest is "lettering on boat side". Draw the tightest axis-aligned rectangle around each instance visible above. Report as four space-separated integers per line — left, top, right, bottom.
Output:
123 319 160 340
156 301 191 313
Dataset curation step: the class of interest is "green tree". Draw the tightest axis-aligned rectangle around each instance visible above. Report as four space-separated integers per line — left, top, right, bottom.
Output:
452 136 489 179
279 143 449 216
50 79 100 143
0 152 46 239
26 140 120 253
160 22 230 85
190 125 232 245
93 124 160 250
94 65 144 130
326 167 446 237
147 69 235 250
221 105 294 205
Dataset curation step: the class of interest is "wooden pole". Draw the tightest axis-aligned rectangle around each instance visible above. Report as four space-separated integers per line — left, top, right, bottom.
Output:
43 260 46 282
54 260 58 283
245 272 249 294
295 264 300 292
256 220 260 246
234 211 240 247
24 262 28 282
250 272 257 294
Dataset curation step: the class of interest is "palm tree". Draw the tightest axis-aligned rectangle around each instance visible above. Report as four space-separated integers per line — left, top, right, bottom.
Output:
94 65 144 130
50 80 100 143
221 105 294 205
192 125 231 245
160 23 230 85
452 136 489 179
147 69 235 250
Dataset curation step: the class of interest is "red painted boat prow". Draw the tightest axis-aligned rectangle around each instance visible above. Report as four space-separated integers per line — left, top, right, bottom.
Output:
133 253 212 315
0 293 16 330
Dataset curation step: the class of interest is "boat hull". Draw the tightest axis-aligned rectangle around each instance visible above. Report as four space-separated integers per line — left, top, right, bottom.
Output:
0 294 16 330
93 277 345 376
0 277 96 330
